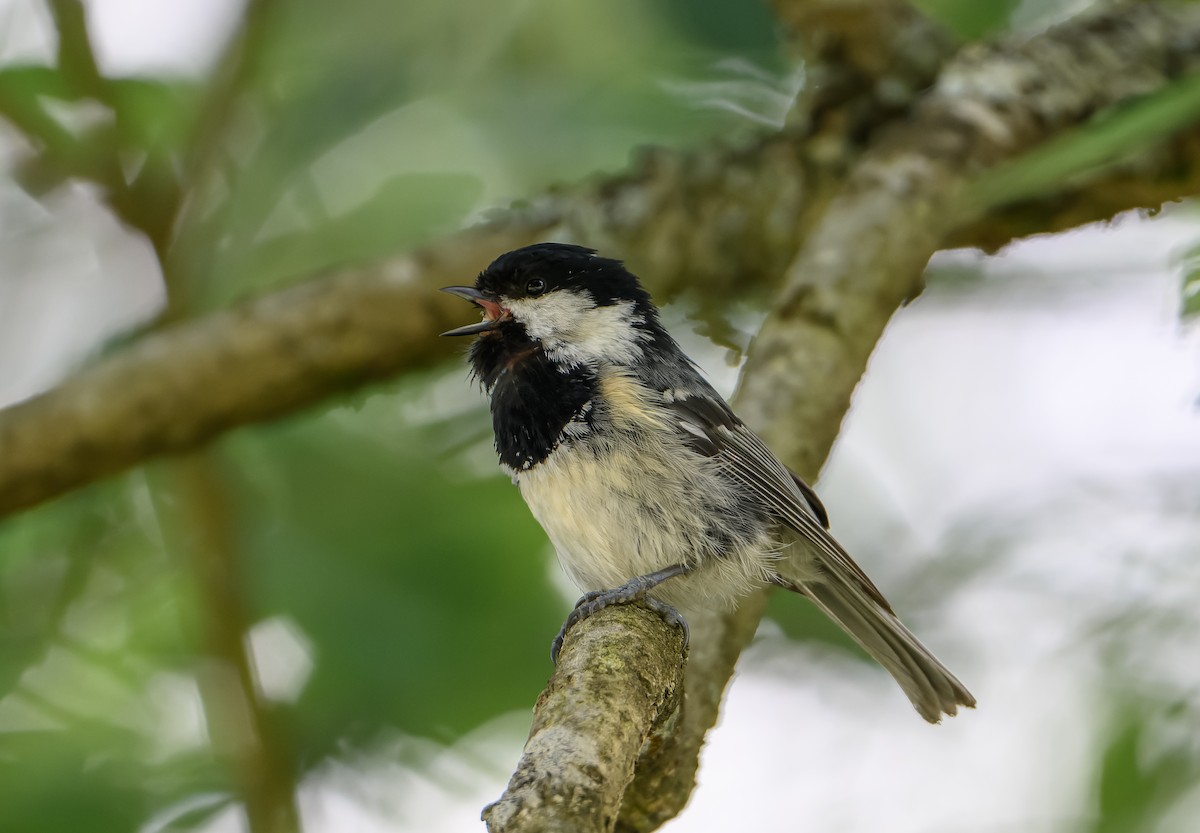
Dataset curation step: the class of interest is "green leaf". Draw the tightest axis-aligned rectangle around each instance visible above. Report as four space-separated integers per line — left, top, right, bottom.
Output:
0 729 149 832
0 476 238 832
764 588 867 658
0 490 113 700
230 172 483 291
0 65 77 102
202 48 421 263
972 73 1200 208
1090 709 1199 833
0 65 99 186
912 0 1020 40
108 77 200 156
1178 238 1200 319
0 728 229 833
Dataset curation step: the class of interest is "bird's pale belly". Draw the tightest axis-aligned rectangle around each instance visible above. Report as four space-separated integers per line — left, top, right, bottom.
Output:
515 438 782 612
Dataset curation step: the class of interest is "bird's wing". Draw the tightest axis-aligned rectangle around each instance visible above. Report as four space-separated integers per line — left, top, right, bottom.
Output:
665 388 893 612
663 383 978 721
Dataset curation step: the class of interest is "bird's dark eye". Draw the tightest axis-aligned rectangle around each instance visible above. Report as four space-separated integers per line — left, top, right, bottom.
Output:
525 278 546 296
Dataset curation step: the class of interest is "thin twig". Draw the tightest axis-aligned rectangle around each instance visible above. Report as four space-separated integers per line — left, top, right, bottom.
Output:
162 453 301 833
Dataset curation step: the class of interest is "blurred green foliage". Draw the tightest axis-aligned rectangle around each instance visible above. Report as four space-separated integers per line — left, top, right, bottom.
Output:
1088 706 1200 833
185 0 790 310
1174 232 1200 318
228 385 561 754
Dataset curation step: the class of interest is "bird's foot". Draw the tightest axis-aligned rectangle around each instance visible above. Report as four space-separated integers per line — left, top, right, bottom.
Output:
550 577 690 663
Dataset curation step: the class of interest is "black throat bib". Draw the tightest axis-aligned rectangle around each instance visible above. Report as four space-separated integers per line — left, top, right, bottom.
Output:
470 327 596 470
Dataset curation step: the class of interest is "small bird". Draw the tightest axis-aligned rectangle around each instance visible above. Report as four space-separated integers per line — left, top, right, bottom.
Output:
442 243 974 722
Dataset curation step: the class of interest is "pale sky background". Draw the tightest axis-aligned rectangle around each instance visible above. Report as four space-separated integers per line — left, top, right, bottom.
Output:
2 2 1199 832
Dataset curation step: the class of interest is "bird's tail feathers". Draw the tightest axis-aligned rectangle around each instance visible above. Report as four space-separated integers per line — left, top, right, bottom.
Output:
775 565 975 723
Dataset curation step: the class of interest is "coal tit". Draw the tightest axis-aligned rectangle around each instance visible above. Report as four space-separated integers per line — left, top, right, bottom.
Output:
442 243 974 722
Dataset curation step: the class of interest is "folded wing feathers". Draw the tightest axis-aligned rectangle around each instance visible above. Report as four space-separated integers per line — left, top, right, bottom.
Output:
666 392 975 721
712 423 895 613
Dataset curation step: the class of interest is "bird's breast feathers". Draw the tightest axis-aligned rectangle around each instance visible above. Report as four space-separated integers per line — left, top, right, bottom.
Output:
513 369 779 607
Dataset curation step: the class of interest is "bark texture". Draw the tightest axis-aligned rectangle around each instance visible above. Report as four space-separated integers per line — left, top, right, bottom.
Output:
481 605 687 833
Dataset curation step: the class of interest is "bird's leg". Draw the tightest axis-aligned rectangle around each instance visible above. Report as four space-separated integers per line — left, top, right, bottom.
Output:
551 563 693 662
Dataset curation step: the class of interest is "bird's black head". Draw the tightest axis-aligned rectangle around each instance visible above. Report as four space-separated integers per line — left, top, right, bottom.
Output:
477 243 652 309
440 243 663 368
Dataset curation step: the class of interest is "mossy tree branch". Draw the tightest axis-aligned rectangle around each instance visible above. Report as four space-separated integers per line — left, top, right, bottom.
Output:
482 605 688 833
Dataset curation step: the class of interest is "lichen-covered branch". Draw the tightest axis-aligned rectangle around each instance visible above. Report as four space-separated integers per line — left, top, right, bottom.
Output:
742 0 1200 467
482 604 687 833
614 602 766 832
0 266 457 515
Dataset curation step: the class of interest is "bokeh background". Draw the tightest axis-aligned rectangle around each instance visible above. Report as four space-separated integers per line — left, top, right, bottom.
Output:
1 1 1199 831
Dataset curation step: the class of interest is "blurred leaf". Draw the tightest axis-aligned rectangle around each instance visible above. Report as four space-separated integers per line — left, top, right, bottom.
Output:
0 729 149 832
0 490 110 699
1175 238 1200 319
0 65 111 190
1184 273 1200 318
972 73 1200 208
1090 710 1200 833
0 65 77 102
912 0 1020 39
197 0 430 277
154 794 235 832
764 588 867 659
0 65 194 223
232 172 482 289
109 78 200 157
186 0 766 310
0 727 229 833
215 63 414 250
0 477 221 832
659 0 783 53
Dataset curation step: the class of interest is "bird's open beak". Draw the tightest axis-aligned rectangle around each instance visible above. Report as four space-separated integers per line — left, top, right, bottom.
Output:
439 286 509 336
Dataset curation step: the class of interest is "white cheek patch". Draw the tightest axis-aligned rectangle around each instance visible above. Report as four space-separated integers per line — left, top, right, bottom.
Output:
506 292 649 366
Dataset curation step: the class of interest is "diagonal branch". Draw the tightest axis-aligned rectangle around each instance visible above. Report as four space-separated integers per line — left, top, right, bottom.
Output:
739 0 1200 466
482 605 688 833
